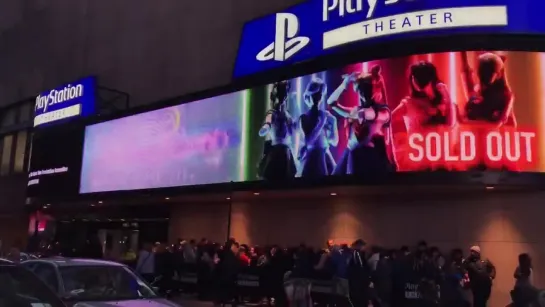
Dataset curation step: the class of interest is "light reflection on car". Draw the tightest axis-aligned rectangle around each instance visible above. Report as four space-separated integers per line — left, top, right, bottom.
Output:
0 260 66 307
22 258 181 307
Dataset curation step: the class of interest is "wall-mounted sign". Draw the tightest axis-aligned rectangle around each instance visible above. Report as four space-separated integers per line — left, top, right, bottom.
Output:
80 50 544 193
34 76 96 128
27 125 85 200
234 0 545 77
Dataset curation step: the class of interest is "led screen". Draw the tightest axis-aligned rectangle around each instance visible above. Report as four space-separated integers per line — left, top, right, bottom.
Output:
80 51 545 193
27 125 85 199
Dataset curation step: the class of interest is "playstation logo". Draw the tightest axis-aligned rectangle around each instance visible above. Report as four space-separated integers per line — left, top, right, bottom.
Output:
256 13 310 62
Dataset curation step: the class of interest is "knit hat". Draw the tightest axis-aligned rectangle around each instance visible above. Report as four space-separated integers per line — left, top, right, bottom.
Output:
470 245 481 253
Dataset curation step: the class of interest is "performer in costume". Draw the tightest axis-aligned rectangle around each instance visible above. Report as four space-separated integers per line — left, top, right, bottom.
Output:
298 78 339 177
257 80 297 180
327 65 396 177
391 61 457 170
461 52 516 127
392 61 456 133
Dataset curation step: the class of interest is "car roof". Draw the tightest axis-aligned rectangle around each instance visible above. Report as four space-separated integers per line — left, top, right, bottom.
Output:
0 258 14 265
24 258 126 268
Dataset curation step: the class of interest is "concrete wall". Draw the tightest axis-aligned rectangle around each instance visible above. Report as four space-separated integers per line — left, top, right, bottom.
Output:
0 0 305 107
170 191 545 306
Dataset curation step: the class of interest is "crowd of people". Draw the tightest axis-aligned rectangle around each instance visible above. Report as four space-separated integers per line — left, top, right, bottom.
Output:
132 238 539 307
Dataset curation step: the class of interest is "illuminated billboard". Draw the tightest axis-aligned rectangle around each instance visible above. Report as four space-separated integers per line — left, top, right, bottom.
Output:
80 51 545 193
234 0 545 77
34 76 96 128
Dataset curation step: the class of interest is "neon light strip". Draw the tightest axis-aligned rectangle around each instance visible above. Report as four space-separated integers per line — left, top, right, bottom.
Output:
449 52 458 105
294 77 302 154
239 90 250 181
540 54 545 171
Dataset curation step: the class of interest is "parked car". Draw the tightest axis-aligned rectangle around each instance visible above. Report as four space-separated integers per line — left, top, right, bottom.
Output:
22 258 181 307
0 259 66 306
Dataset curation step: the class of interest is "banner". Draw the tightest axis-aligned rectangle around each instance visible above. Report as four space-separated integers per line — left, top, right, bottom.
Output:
80 50 545 193
234 0 545 77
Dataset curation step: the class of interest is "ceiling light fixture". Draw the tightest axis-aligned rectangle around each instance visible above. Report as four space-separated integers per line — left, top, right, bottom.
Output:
165 197 170 200
253 192 260 196
330 192 337 196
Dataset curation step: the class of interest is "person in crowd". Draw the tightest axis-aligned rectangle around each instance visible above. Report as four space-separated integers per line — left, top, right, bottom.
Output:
238 244 251 267
429 246 446 271
368 245 382 272
183 239 197 264
314 240 335 279
374 250 394 307
347 239 371 307
442 248 470 307
155 243 175 296
399 241 440 307
198 243 218 301
465 245 496 307
291 244 313 279
401 245 410 257
6 246 21 263
82 233 103 259
216 240 240 307
136 242 156 283
511 253 538 307
266 245 288 306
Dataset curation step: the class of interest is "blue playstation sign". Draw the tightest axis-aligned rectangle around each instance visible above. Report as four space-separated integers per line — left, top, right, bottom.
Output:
34 76 96 128
234 0 545 77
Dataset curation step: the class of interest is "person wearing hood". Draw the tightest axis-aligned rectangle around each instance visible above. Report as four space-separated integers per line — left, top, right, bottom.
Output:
465 245 496 307
347 239 371 307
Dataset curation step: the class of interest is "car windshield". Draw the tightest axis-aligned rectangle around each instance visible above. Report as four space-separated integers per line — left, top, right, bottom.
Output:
0 265 65 307
59 265 157 302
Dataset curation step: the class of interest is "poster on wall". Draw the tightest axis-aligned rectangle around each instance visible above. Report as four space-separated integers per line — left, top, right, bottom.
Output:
80 50 544 193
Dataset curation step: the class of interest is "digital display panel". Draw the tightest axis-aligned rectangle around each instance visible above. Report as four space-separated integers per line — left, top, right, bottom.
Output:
80 51 545 193
27 125 85 199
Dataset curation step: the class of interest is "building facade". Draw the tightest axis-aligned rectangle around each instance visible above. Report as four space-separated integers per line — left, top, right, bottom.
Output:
0 0 304 107
2 0 545 306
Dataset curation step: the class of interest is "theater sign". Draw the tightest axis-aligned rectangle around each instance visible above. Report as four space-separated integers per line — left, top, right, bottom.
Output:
34 76 96 128
234 0 545 77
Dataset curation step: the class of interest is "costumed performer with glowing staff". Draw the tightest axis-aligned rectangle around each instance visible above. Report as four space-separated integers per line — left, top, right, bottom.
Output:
258 80 297 180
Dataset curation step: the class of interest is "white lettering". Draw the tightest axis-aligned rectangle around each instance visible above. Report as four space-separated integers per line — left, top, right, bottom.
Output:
520 132 536 162
460 132 476 161
35 83 85 114
323 0 383 22
408 133 424 162
486 132 502 162
426 132 441 162
323 6 508 49
33 104 82 127
505 132 520 162
444 132 457 162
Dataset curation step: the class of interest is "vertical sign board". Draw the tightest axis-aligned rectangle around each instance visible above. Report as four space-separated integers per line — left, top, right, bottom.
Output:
34 76 96 128
234 0 545 77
